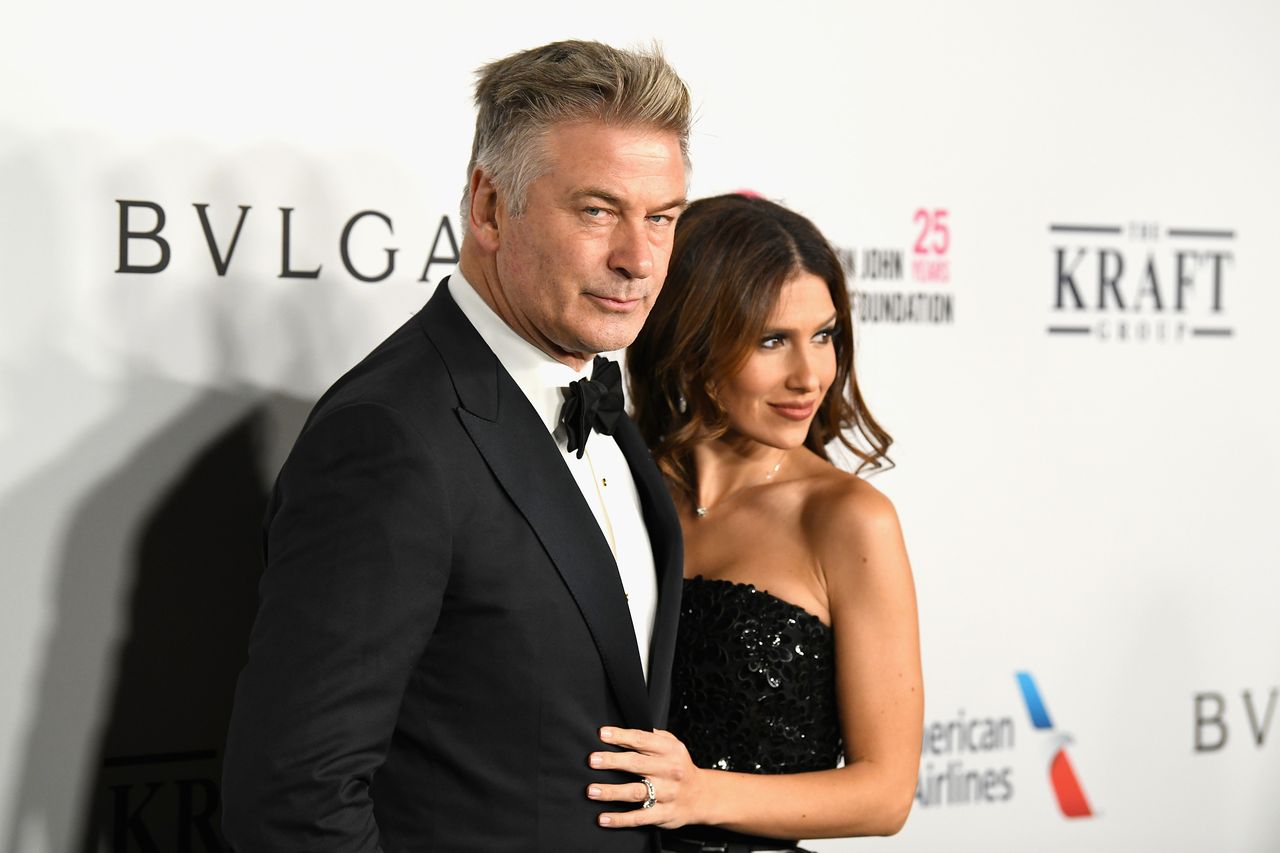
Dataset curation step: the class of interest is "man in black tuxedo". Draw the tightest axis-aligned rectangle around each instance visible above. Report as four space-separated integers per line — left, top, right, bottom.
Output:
221 41 691 852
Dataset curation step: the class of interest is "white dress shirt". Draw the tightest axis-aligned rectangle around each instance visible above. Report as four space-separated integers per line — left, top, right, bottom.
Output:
448 268 658 681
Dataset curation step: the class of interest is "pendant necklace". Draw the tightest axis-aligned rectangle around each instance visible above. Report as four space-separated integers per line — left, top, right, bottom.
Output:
695 452 786 518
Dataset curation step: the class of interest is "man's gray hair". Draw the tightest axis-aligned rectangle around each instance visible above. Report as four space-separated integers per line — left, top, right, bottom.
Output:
461 40 692 223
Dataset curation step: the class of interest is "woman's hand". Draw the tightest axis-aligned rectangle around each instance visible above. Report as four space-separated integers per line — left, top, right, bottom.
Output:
587 726 710 829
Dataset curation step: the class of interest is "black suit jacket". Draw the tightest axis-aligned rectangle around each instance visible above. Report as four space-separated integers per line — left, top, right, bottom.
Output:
222 281 683 852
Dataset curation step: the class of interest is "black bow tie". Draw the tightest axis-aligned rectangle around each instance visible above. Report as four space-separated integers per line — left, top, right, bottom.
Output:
560 356 624 459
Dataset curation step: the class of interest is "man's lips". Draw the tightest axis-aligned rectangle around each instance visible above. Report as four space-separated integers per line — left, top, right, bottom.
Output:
769 401 816 421
585 293 643 311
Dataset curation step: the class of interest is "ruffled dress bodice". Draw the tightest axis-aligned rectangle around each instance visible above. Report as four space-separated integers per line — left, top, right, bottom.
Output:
667 576 842 774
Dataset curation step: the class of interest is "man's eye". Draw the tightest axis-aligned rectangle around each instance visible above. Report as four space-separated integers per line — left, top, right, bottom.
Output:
647 214 674 225
584 207 603 217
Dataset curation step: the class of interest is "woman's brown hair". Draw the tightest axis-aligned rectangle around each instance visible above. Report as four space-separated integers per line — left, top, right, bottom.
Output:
628 194 892 504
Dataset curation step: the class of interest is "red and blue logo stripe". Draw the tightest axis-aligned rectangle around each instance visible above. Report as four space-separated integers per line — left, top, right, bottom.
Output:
1016 671 1094 818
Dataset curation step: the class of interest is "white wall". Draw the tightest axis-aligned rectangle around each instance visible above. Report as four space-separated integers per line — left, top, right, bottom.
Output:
2 2 1276 850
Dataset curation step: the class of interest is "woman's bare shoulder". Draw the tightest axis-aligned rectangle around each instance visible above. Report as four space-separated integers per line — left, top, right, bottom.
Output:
797 464 906 582
801 464 899 535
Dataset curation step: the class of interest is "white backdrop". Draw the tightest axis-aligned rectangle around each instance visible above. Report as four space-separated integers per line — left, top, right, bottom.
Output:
2 2 1277 851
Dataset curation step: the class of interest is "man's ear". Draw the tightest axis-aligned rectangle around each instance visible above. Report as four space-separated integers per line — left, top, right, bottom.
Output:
467 168 502 253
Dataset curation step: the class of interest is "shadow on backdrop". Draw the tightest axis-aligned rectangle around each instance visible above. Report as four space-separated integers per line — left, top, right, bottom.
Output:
3 133 418 852
4 389 310 853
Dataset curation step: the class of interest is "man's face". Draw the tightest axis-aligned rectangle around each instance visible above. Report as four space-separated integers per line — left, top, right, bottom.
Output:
492 122 687 362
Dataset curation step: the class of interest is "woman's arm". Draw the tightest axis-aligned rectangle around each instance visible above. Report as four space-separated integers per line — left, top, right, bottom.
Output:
589 480 923 838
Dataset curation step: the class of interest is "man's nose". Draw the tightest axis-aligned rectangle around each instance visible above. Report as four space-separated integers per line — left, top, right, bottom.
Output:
608 218 654 280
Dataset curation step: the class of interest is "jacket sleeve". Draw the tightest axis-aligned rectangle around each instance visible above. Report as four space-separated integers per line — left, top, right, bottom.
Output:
221 401 451 852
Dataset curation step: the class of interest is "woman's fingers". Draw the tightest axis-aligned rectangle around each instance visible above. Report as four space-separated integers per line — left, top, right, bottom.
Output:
586 781 652 804
589 726 702 829
597 805 664 828
599 726 666 753
588 748 658 776
588 778 670 828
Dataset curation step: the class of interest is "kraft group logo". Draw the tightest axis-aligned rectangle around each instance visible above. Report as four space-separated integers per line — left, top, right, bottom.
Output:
1016 671 1094 819
1047 220 1234 343
837 208 955 325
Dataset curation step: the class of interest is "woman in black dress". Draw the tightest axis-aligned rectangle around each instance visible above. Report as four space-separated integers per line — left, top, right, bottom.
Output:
588 194 923 851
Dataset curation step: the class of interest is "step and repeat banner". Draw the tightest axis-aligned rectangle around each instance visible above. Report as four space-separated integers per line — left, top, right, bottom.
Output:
2 2 1276 851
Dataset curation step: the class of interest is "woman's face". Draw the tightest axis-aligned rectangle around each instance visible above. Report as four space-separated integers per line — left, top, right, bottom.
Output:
717 271 839 450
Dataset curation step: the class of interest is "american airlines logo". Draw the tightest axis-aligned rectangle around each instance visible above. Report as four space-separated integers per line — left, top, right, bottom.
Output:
1015 671 1095 819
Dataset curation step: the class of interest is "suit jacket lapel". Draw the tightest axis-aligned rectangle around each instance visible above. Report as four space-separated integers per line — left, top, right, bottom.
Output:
612 416 683 726
417 281 653 730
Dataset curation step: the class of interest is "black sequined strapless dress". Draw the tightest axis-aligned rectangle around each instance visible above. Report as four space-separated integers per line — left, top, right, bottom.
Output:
662 576 841 851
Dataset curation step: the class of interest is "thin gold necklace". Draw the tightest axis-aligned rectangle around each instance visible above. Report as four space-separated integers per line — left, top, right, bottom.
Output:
694 452 786 518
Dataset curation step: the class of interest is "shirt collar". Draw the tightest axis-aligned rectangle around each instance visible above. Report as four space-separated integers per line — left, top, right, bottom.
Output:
448 266 596 436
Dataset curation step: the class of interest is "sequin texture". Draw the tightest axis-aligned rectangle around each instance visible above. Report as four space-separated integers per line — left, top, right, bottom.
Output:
668 577 842 774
